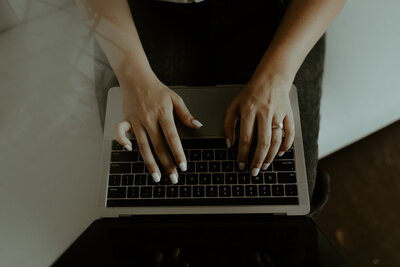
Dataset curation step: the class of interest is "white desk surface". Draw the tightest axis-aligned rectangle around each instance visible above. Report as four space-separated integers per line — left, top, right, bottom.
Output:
1 1 399 266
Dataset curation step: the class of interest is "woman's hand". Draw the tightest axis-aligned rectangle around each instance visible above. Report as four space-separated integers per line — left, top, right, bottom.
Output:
224 75 295 177
115 75 202 184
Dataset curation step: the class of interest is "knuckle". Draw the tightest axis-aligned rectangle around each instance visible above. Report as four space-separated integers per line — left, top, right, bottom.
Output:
271 137 281 147
240 135 252 146
257 139 270 149
242 102 256 114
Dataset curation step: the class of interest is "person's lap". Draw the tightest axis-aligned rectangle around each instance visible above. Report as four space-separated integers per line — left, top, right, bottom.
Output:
95 0 326 209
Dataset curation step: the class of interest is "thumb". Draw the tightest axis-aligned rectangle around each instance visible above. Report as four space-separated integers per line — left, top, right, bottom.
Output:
171 93 203 129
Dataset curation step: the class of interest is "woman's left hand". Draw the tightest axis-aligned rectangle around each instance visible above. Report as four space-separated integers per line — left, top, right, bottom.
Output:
224 76 295 177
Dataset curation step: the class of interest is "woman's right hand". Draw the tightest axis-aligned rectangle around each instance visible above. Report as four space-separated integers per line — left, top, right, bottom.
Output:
114 75 203 184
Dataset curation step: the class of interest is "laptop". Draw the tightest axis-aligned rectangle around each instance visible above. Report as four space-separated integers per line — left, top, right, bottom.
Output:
98 84 310 217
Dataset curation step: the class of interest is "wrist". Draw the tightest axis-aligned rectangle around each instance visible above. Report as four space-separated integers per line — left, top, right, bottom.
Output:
249 64 293 94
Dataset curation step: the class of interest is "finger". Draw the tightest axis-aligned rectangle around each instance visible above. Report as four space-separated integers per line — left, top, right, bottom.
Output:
114 120 133 151
263 117 283 167
171 93 203 129
131 123 161 183
278 114 295 157
159 115 187 172
250 114 271 176
223 101 239 148
145 124 179 184
237 110 256 171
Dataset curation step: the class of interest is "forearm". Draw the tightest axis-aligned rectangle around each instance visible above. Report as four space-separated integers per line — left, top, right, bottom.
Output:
76 0 154 86
251 0 346 89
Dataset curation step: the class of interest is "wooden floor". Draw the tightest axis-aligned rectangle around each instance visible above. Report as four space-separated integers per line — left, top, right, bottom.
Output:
315 120 400 267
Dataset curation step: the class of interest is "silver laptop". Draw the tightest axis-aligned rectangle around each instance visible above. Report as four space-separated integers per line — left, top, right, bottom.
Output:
98 85 310 217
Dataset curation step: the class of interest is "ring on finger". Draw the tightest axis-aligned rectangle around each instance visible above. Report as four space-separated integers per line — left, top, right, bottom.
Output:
272 122 284 130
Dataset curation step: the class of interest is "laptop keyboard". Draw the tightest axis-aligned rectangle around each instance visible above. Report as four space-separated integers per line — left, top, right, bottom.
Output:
107 138 299 207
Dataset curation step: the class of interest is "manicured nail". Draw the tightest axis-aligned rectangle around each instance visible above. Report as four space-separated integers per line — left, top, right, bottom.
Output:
151 172 160 183
192 119 203 127
226 138 231 148
239 163 246 170
170 173 178 184
124 144 132 151
179 162 187 172
262 163 270 170
252 168 260 176
278 151 285 157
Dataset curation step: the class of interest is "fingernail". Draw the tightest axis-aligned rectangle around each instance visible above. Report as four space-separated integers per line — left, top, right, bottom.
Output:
251 168 260 176
179 162 187 172
226 138 231 148
192 119 203 127
278 151 285 157
239 163 246 170
170 173 178 184
124 144 132 151
151 172 160 183
262 163 270 170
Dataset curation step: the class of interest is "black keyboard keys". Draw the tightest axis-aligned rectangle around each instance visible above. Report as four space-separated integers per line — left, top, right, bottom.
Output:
219 186 231 197
180 186 192 197
193 186 205 197
206 186 218 197
186 173 199 185
212 173 224 184
202 150 214 160
108 187 126 198
140 187 152 198
109 175 121 186
273 160 295 171
232 185 244 197
132 162 144 173
121 175 134 185
110 163 131 174
199 173 211 184
112 140 123 150
134 174 147 185
278 173 296 183
196 162 208 172
245 185 258 197
272 185 284 196
225 173 237 184
238 173 250 184
251 174 263 184
127 187 139 198
209 161 220 172
166 186 178 197
154 186 166 198
264 173 277 184
285 185 298 196
221 161 234 172
215 150 226 160
259 185 271 196
111 151 138 162
189 150 201 161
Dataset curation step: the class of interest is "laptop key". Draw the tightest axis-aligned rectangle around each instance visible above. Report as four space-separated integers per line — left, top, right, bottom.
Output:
225 173 238 184
212 173 224 184
121 175 134 186
109 175 121 186
166 186 178 197
186 173 198 185
232 185 244 197
264 173 277 184
238 173 250 184
189 150 201 161
272 185 284 196
258 185 271 196
180 186 192 197
134 174 147 185
273 160 295 171
160 176 172 185
245 185 258 197
278 173 296 183
154 186 166 198
206 186 218 197
251 174 263 184
177 173 186 185
219 186 231 197
202 150 214 160
285 185 298 196
127 187 139 198
277 148 294 159
108 187 126 198
147 175 157 186
193 186 205 197
227 149 238 160
187 162 195 172
215 149 226 160
196 162 208 172
209 161 221 172
112 140 123 150
140 187 152 198
199 173 211 184
132 162 144 173
110 163 131 174
111 151 138 162
221 161 234 172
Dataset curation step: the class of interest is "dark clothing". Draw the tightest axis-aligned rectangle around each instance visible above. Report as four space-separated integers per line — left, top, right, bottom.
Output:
94 0 327 214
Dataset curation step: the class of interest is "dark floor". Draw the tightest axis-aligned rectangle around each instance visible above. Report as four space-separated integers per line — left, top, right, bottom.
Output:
315 120 400 267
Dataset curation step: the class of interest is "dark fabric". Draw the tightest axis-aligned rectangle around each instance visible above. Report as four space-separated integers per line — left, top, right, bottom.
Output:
95 0 327 211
